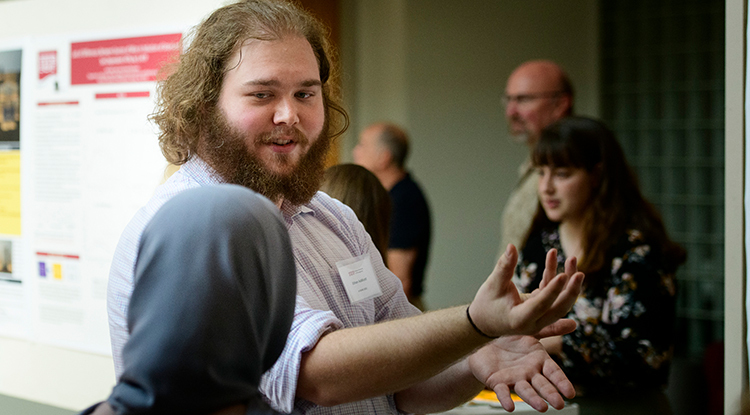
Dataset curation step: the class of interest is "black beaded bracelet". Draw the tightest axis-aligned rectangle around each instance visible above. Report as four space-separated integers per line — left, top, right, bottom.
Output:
466 304 497 339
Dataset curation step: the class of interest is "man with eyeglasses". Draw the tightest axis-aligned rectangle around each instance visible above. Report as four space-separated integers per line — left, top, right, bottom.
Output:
499 60 574 253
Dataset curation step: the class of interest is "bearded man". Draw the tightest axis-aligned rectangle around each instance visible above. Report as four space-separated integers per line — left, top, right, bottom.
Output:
107 2 584 414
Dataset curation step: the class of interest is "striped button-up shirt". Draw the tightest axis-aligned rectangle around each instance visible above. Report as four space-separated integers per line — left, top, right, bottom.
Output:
107 157 419 415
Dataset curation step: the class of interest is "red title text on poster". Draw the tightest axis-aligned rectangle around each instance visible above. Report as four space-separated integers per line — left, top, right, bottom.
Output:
70 33 181 85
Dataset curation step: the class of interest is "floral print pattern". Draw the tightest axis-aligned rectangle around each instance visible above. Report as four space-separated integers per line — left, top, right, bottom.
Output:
514 227 676 392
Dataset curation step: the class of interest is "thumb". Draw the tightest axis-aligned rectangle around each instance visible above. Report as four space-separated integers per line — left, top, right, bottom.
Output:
492 244 518 286
477 244 519 301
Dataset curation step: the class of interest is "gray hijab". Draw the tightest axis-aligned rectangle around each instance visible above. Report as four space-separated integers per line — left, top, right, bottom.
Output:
107 185 296 414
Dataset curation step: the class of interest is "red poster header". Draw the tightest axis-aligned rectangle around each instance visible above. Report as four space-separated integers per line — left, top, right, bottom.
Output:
70 33 181 85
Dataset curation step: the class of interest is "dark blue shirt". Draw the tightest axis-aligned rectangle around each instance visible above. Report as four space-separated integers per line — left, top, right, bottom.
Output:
389 173 431 297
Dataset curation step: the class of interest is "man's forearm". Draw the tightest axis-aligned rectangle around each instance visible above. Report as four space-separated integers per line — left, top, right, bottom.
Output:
295 246 584 409
296 305 489 407
394 358 484 414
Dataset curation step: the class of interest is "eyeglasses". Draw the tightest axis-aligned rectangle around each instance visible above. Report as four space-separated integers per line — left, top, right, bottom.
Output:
502 91 564 106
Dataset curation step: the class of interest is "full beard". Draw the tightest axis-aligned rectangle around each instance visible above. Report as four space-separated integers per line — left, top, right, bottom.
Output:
198 108 331 206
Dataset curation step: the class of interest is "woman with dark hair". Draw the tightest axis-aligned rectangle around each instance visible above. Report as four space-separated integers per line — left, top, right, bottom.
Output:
320 164 392 264
514 116 686 414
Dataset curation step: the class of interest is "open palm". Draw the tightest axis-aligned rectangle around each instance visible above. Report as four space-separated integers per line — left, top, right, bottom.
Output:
469 335 574 412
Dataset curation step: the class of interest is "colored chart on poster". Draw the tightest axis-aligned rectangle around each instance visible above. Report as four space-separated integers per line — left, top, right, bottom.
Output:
0 150 20 235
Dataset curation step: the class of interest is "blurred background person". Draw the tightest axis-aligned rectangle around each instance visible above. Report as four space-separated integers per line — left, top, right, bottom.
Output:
514 117 686 415
353 122 431 310
500 60 574 254
320 163 392 263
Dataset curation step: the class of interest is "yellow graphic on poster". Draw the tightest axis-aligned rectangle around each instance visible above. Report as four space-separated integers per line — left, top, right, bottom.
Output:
52 263 62 280
0 150 20 235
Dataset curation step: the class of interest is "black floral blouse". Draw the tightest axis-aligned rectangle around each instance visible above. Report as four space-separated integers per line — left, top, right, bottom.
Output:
514 227 677 394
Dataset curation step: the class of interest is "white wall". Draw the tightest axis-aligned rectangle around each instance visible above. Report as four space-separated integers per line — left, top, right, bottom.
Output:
341 0 600 309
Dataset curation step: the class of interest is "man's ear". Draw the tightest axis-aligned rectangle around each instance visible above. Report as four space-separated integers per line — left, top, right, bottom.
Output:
376 148 393 170
552 94 572 118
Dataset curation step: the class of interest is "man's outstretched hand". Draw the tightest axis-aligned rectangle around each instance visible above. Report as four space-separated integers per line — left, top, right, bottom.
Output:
468 245 583 338
466 245 583 412
468 333 575 412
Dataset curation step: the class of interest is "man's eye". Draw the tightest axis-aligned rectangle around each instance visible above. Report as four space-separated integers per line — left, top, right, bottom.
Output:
250 92 271 99
296 92 314 99
516 95 532 104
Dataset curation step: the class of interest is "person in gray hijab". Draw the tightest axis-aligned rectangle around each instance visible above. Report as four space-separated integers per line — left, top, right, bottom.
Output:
82 184 296 415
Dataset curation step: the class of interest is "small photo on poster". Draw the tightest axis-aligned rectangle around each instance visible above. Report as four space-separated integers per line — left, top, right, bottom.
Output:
38 50 58 92
0 49 22 150
0 239 17 282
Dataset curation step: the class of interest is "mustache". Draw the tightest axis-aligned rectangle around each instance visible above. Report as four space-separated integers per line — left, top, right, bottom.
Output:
257 126 308 145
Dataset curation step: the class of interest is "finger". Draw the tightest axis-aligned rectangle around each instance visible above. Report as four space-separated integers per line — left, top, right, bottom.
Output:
493 383 515 412
513 380 548 412
535 272 583 328
518 271 569 320
564 255 577 277
540 248 558 289
553 270 585 310
531 373 564 410
535 318 576 338
543 359 576 400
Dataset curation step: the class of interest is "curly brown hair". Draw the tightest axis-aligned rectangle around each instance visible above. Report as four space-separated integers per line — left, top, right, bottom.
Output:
151 0 348 165
528 116 686 276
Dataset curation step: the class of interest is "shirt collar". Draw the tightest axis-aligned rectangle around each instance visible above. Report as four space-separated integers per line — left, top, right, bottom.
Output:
279 194 316 225
519 157 534 177
181 157 318 222
181 156 224 186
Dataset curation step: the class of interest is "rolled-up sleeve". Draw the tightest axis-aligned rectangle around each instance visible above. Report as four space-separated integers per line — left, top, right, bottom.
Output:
260 295 342 413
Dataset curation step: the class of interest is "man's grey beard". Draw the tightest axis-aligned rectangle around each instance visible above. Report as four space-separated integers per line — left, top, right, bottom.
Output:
507 125 539 147
509 131 531 144
198 108 331 206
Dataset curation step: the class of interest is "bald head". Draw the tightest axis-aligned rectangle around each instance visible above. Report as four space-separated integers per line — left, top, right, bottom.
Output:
353 122 410 173
504 60 573 146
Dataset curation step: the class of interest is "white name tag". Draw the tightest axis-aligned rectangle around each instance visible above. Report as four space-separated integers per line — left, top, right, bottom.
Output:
336 254 383 304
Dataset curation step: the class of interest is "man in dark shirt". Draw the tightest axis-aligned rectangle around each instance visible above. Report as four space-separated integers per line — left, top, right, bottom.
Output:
353 122 431 309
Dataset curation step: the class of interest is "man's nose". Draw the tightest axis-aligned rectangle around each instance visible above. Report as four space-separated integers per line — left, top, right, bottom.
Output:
505 101 518 118
273 97 300 125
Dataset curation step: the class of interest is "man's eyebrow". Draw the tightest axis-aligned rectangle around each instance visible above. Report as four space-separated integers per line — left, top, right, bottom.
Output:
300 79 322 87
243 79 280 87
242 79 322 87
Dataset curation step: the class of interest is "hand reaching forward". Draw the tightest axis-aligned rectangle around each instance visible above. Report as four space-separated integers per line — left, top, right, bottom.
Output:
468 332 575 412
468 244 583 338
